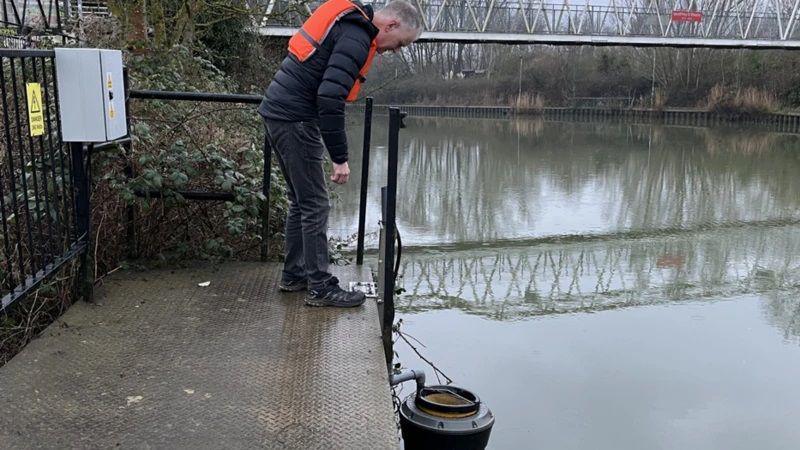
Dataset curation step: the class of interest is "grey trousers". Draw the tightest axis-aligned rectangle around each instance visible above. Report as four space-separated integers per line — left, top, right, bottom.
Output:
264 119 332 290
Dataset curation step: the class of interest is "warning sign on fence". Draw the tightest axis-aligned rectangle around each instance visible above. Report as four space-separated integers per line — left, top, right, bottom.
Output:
671 10 703 23
26 82 45 137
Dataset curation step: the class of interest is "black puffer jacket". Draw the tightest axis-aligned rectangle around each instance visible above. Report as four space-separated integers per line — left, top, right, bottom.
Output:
258 4 378 164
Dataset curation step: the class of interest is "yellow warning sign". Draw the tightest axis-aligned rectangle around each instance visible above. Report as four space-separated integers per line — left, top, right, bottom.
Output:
106 72 113 89
26 83 45 137
109 100 116 119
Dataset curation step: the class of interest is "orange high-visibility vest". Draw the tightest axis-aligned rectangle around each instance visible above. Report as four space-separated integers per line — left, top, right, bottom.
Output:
288 0 378 102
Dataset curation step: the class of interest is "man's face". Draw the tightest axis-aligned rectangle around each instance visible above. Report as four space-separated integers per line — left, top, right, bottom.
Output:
375 20 418 54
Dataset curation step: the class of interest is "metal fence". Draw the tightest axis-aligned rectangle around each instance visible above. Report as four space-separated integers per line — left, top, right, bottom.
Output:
2 1 65 34
125 88 273 261
0 50 406 366
0 49 88 311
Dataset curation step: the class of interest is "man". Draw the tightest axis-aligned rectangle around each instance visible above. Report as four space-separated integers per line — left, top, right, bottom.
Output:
259 0 423 307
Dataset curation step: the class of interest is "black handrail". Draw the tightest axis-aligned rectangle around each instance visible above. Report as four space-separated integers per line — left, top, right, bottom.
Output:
382 107 401 349
127 89 377 266
356 97 373 265
129 90 262 104
125 88 272 261
70 143 92 301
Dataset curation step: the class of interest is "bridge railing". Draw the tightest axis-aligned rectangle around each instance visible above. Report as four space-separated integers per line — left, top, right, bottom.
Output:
0 49 87 311
257 0 800 44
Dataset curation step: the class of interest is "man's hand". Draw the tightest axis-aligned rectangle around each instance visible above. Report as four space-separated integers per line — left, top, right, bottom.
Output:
331 161 350 184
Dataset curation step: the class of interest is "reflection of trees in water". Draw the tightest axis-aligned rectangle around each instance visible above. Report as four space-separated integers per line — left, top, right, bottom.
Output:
338 118 800 244
399 131 544 241
615 126 800 230
763 290 800 344
397 224 800 321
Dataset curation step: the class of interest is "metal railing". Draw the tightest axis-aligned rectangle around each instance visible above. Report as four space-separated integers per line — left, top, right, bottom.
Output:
1 0 65 34
258 0 800 41
65 0 109 19
348 99 403 363
568 97 635 109
380 107 401 356
0 48 88 311
0 52 404 348
257 0 800 48
124 90 404 350
355 98 372 266
125 88 272 261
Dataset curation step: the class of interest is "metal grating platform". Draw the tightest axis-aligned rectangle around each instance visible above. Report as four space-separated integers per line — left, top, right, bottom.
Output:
0 262 398 449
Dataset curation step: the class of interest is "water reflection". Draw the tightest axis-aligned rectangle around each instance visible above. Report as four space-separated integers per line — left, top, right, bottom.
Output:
352 117 800 450
763 289 800 344
396 223 800 322
333 118 800 245
394 293 800 450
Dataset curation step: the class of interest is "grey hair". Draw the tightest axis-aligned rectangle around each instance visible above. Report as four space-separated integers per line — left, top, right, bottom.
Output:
379 1 424 37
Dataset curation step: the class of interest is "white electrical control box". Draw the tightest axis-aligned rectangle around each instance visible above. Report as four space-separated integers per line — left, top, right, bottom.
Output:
55 48 127 142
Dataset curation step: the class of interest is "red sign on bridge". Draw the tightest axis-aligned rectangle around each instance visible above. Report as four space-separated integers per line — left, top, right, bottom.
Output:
671 10 703 22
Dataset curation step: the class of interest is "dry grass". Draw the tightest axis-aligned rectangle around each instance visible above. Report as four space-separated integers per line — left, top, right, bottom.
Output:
701 128 781 156
510 118 545 138
701 85 780 114
511 92 546 110
653 89 668 111
0 266 77 365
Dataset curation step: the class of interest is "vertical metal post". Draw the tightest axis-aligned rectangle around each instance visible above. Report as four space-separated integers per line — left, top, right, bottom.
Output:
27 57 56 261
38 56 66 256
356 97 373 265
0 55 26 283
261 130 272 262
122 68 137 259
382 107 400 364
8 57 39 276
48 53 74 243
70 141 92 302
54 0 63 31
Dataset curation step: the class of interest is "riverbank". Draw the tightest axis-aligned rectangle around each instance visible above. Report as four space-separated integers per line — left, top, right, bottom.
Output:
350 104 800 134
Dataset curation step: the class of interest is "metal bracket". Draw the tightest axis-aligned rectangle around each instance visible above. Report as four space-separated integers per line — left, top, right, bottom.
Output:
350 281 378 298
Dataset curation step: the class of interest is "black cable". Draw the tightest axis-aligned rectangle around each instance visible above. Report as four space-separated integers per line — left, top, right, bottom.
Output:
393 225 402 282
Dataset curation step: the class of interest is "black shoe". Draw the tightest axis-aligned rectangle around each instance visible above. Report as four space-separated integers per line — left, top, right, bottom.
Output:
306 277 366 308
279 278 308 292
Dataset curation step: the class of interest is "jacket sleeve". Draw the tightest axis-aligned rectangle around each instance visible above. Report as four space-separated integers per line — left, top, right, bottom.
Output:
317 22 372 164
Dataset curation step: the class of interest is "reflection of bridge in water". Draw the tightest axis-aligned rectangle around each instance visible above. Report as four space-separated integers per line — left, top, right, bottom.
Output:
396 220 800 320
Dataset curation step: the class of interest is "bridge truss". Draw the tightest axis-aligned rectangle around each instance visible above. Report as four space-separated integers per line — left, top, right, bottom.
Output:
256 0 800 48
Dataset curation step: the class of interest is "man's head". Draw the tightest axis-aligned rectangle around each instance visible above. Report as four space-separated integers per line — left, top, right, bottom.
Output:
372 1 424 54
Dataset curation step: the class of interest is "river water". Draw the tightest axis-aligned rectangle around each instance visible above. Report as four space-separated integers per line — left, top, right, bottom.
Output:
333 116 800 450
